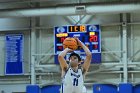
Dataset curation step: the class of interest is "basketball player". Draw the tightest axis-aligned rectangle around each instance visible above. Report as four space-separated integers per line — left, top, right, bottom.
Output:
58 38 92 93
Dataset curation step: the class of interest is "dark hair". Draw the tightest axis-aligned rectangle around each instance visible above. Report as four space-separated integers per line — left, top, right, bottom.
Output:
69 52 81 61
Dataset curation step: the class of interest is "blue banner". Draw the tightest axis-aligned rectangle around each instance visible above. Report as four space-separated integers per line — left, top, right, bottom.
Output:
5 34 23 75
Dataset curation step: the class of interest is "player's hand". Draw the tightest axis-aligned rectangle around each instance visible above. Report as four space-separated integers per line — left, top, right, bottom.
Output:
65 48 73 53
74 37 82 47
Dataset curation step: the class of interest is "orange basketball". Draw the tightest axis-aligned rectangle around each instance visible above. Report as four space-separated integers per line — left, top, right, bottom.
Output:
63 37 78 50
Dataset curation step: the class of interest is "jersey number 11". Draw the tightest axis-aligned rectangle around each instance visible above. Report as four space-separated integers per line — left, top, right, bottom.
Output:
73 78 78 86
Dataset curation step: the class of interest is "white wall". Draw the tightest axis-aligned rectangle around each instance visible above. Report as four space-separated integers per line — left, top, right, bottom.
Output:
0 18 30 31
0 84 26 93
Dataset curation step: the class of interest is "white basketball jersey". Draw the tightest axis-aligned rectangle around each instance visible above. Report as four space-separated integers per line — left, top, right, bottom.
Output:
61 66 84 93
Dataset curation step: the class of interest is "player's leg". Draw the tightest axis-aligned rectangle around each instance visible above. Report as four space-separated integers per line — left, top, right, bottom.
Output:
82 86 87 93
60 84 73 93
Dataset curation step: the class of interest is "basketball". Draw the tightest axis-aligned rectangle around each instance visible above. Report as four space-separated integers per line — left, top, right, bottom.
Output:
63 37 78 50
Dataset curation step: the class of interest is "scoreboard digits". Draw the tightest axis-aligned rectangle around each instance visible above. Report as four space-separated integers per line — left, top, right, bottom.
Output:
69 25 86 32
54 24 101 64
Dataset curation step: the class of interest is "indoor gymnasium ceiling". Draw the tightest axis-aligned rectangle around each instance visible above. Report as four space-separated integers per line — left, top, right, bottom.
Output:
0 0 139 17
0 0 139 6
0 0 124 3
0 0 139 9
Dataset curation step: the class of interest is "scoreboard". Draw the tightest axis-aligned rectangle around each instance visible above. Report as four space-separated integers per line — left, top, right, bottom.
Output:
54 24 101 64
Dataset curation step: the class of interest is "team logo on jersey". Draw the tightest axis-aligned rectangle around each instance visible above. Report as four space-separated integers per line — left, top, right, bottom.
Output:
71 73 80 78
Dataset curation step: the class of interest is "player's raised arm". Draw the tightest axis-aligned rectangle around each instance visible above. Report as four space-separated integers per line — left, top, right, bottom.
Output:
58 48 73 71
75 38 92 73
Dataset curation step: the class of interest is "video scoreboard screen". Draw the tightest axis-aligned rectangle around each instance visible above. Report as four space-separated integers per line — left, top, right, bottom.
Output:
54 25 101 64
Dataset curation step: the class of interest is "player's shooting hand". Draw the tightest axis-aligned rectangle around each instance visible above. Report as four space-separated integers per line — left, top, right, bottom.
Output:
74 37 82 47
